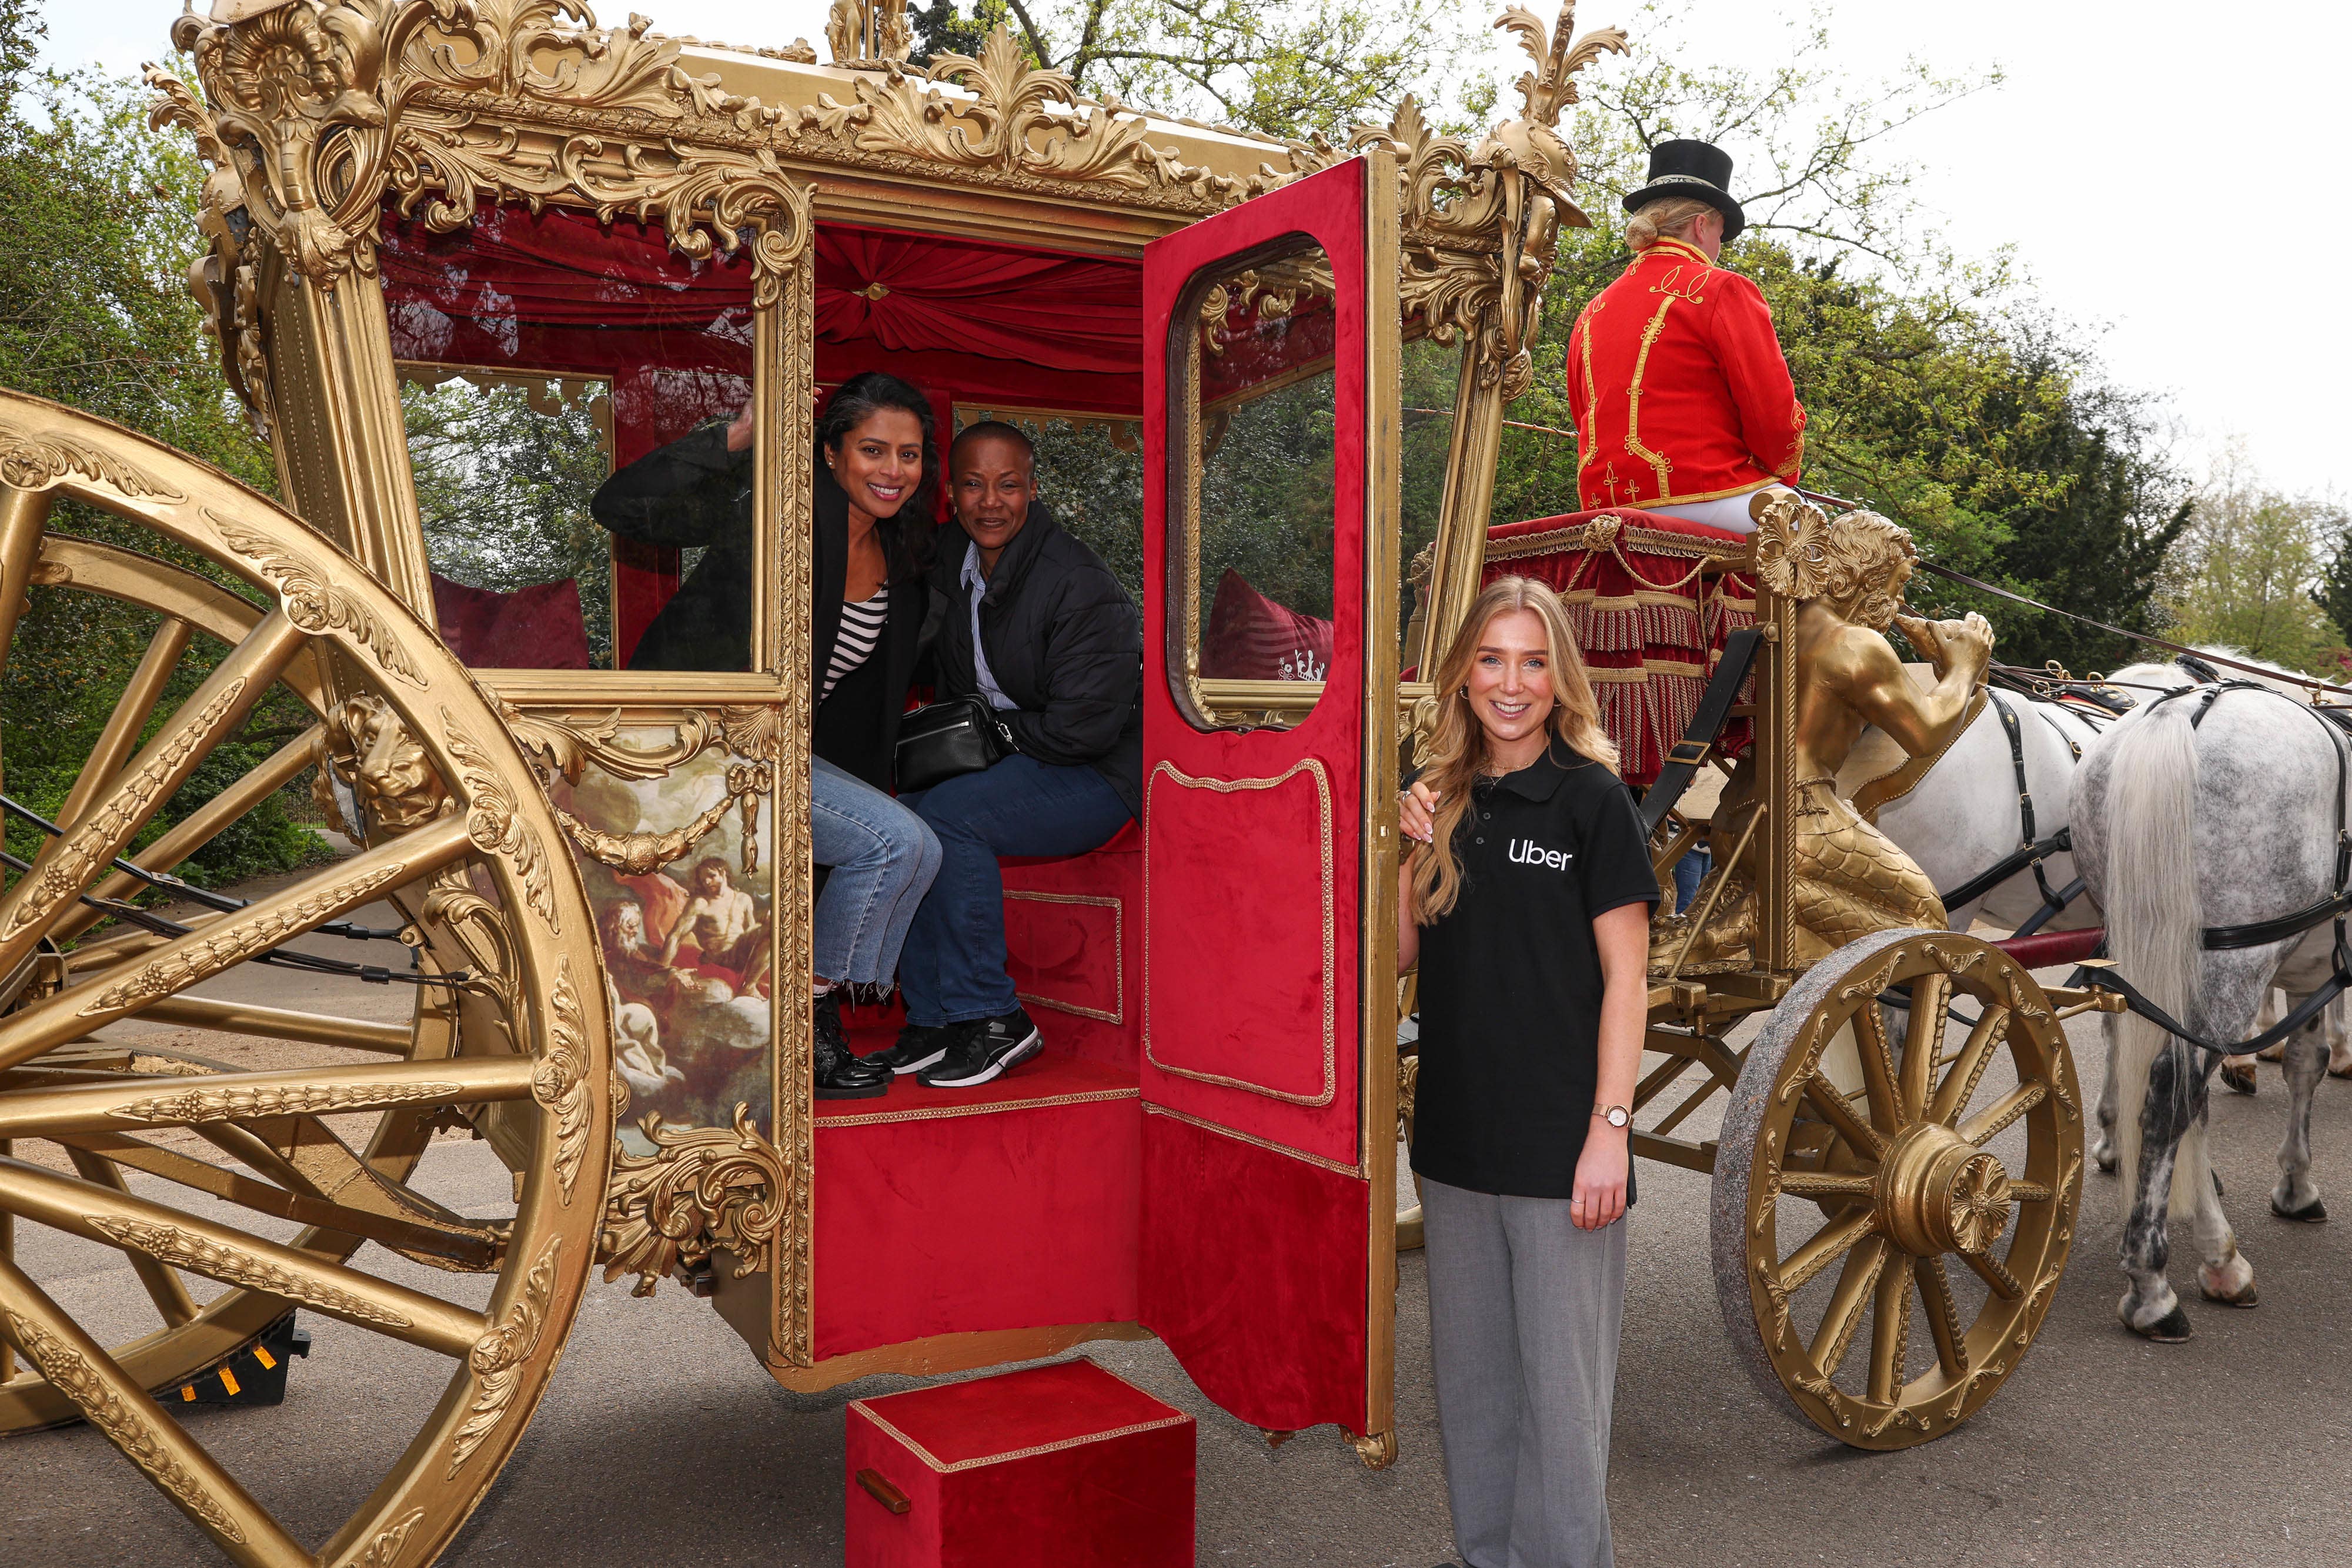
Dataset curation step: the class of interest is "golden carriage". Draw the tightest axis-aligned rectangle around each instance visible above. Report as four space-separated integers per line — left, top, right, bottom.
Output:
0 1 2103 1561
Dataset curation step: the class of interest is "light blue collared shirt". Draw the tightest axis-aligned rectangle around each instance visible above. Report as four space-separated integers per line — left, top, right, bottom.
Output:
960 540 1017 711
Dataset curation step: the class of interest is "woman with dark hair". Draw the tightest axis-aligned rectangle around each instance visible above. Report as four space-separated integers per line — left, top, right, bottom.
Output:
592 371 946 1098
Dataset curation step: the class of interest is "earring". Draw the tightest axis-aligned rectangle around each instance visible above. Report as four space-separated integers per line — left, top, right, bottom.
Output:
1459 686 1469 697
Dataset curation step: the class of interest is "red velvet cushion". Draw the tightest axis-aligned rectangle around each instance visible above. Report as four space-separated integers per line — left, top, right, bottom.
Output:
1200 568 1333 681
429 573 592 670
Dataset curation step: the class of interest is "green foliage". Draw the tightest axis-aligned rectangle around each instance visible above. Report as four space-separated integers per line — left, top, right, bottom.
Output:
2311 516 2352 671
405 375 616 665
2167 453 2347 675
0 15 327 887
914 0 1480 139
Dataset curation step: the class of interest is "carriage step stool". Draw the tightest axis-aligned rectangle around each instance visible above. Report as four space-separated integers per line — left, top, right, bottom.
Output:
169 1313 311 1409
845 1359 1195 1568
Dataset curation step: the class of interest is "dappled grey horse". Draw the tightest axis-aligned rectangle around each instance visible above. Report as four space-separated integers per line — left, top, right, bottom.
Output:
2071 684 2349 1340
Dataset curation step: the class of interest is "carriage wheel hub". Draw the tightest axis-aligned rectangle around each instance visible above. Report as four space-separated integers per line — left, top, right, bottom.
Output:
1877 1124 2011 1257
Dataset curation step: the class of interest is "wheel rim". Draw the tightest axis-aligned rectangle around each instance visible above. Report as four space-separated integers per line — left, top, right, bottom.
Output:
0 390 610 1566
1712 928 2083 1449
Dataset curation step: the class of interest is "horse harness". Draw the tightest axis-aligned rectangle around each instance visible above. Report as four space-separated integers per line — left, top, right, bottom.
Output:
1932 688 2097 934
2087 681 2352 1067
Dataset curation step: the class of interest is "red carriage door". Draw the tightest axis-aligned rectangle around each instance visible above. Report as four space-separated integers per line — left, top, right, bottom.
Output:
1138 151 1402 1449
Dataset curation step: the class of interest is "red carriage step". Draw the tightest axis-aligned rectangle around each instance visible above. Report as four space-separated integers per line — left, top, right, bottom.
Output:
1992 926 2105 971
846 1358 1196 1568
1484 507 1756 786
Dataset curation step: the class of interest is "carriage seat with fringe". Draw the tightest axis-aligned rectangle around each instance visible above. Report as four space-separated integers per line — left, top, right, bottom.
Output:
1482 509 1757 788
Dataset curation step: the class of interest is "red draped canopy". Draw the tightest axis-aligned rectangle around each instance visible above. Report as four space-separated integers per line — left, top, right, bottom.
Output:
815 226 1140 377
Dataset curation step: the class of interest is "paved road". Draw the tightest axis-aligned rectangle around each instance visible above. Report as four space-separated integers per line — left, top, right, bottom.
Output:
9 982 2352 1567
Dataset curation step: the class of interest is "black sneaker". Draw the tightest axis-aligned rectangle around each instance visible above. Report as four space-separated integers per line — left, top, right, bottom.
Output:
814 990 888 1100
917 1007 1043 1088
861 1021 953 1076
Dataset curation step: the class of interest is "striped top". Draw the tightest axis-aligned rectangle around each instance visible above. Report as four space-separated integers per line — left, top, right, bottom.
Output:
823 590 888 703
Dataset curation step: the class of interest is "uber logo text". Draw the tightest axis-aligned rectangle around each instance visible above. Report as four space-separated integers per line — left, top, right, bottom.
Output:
1508 838 1573 871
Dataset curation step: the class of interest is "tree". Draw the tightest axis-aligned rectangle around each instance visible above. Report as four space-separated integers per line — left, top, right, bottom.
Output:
2307 513 2352 671
0 5 324 883
2167 449 2345 674
911 0 1482 139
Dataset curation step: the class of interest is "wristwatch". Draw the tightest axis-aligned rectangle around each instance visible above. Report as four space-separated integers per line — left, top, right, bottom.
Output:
1593 1104 1631 1130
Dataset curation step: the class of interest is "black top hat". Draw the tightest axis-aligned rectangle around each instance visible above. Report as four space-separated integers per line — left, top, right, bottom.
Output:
1623 138 1745 243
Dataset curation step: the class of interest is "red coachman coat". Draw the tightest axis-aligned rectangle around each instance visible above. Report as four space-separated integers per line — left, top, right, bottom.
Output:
1563 236 1807 513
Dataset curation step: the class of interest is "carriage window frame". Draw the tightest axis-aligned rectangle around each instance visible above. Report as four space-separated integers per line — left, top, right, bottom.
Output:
1162 230 1342 733
396 360 621 670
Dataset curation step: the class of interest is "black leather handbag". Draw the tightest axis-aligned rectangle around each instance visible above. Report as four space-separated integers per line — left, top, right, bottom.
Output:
894 694 1016 793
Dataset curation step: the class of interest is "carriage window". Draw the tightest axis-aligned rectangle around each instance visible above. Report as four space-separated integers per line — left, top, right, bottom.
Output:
1169 239 1338 730
953 405 1144 603
399 366 616 668
381 205 755 673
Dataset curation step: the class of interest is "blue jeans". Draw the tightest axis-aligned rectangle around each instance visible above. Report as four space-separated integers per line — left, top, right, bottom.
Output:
812 755 941 988
1672 847 1710 912
898 754 1134 1026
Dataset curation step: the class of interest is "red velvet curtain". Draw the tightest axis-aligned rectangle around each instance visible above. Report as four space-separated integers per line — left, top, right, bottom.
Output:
816 226 1141 375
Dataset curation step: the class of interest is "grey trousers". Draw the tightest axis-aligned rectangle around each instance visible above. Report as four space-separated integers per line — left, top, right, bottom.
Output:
1421 1175 1628 1568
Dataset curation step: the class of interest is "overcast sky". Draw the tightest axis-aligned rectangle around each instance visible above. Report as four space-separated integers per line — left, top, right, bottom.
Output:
45 0 2347 501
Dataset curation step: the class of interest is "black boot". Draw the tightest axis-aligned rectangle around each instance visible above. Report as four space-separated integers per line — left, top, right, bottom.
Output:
814 989 888 1099
862 1020 953 1076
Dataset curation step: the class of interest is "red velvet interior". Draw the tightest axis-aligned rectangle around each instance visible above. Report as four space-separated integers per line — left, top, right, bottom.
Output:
813 838 1144 1363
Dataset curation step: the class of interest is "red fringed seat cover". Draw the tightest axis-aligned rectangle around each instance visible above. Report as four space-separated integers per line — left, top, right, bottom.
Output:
1482 509 1758 787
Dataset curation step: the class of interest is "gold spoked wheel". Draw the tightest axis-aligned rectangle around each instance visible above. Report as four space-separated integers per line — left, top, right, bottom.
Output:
0 391 610 1565
1711 928 2083 1450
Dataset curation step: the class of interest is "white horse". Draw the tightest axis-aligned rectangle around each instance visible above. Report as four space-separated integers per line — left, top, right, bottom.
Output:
2107 653 2352 1092
2071 684 2348 1339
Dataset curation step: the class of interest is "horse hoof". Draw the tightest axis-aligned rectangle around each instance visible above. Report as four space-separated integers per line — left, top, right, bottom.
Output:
2272 1195 2329 1223
2220 1062 2257 1095
2092 1143 2117 1174
2199 1279 2259 1308
2331 1065 2352 1081
2132 1305 2194 1342
2257 1042 2287 1062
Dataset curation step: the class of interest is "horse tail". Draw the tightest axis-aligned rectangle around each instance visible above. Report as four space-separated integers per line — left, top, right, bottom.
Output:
2104 698 2209 1220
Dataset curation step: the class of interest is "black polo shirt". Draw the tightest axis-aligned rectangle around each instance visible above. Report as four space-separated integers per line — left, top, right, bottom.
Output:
1410 743 1658 1201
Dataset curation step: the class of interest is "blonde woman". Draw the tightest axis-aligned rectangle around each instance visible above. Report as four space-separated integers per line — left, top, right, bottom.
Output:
1396 577 1655 1568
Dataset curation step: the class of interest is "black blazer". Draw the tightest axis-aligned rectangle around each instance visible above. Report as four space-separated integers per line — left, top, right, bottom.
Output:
590 424 925 791
927 502 1142 817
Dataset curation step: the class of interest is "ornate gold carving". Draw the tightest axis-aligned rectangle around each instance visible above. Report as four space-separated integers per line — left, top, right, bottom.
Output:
110 1080 466 1124
216 516 425 686
814 26 1233 197
358 1509 427 1568
3 1309 246 1542
1351 1428 1398 1469
86 1216 413 1328
0 681 245 944
534 959 592 1203
79 864 406 1016
320 694 450 835
554 794 739 877
441 706 559 932
449 1233 560 1475
0 431 185 503
599 1103 789 1298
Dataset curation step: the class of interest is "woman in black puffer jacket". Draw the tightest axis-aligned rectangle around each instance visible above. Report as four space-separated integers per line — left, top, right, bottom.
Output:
860 420 1141 1089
